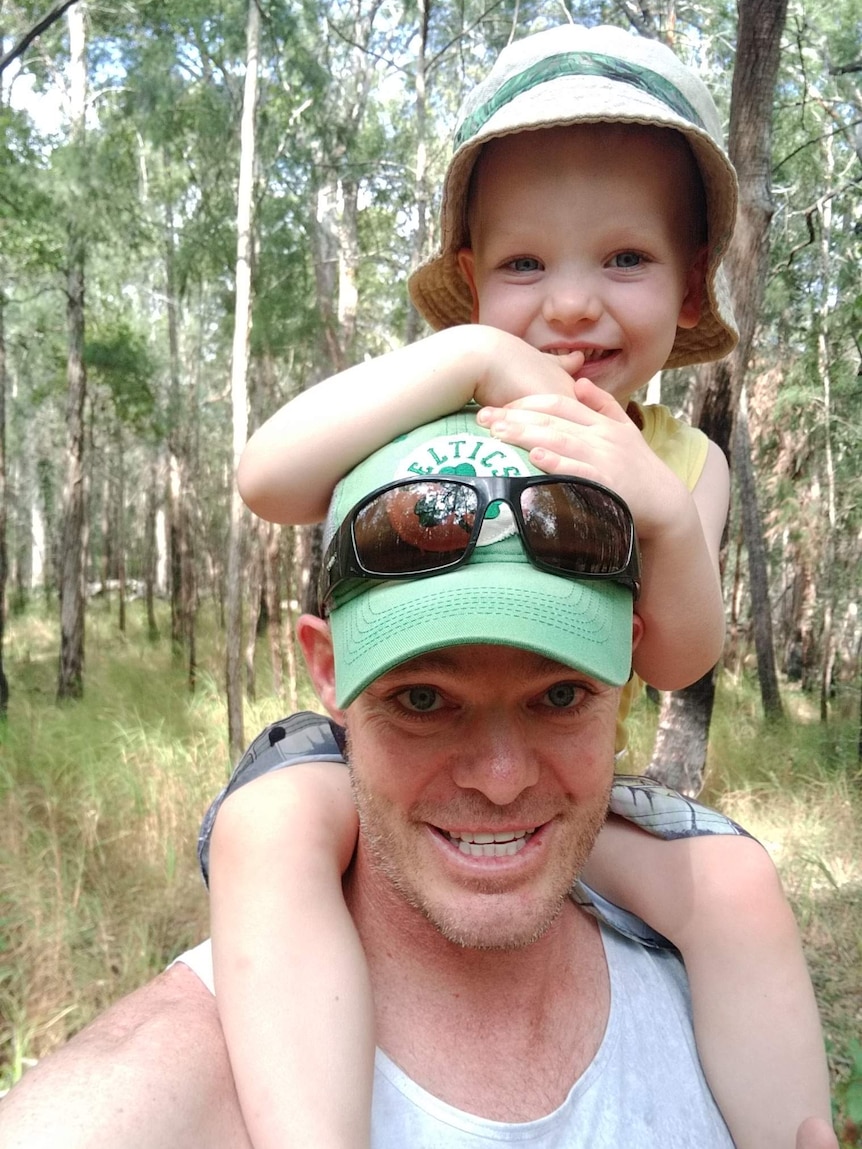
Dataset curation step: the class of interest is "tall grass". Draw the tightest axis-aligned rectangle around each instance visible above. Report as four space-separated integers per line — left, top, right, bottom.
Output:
1 602 860 1140
0 599 313 1085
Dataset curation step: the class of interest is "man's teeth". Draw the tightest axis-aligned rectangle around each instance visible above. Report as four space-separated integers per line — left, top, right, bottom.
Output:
445 829 534 857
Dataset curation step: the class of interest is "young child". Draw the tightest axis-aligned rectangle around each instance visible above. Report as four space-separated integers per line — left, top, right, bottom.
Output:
205 24 834 1149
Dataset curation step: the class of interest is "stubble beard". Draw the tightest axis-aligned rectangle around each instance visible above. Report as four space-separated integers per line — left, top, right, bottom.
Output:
349 768 612 953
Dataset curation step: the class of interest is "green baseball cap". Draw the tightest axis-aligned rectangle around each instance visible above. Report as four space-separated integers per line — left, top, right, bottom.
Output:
322 408 635 707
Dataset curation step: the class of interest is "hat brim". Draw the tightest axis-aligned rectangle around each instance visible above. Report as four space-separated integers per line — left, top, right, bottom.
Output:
408 73 738 368
330 561 634 707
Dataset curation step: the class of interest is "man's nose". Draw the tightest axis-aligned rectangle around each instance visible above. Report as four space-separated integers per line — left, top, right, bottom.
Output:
542 275 602 327
450 716 540 806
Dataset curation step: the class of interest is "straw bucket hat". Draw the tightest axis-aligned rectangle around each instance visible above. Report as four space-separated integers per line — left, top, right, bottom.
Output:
408 24 738 369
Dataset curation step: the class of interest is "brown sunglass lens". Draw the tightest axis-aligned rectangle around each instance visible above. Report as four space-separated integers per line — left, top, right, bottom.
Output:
520 484 630 573
353 483 477 573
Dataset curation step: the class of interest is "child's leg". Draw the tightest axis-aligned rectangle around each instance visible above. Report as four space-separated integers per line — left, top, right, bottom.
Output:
583 817 835 1149
209 762 372 1149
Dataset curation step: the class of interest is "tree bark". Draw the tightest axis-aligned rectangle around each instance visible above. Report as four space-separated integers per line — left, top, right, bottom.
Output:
0 287 9 716
405 0 430 346
0 0 79 76
732 386 783 718
57 1 88 701
143 452 160 642
164 197 195 664
649 0 789 790
225 0 260 761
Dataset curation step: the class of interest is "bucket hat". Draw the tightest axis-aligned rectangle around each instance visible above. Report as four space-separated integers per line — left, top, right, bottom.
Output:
408 24 738 369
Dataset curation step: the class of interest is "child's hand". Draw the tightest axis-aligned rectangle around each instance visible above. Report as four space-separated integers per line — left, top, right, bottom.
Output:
469 327 584 409
476 376 686 543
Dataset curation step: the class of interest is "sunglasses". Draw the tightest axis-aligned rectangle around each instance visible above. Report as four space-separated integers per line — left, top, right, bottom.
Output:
318 474 640 615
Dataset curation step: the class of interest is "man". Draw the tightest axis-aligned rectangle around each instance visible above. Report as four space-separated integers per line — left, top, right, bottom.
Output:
0 411 836 1148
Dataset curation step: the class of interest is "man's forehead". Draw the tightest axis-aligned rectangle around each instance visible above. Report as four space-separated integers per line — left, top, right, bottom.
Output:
370 644 591 683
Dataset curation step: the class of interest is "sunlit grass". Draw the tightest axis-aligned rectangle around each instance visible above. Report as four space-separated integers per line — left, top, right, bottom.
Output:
0 601 859 1142
0 598 316 1086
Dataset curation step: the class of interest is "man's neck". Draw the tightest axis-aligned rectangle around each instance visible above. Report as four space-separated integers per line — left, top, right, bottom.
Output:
346 848 610 1122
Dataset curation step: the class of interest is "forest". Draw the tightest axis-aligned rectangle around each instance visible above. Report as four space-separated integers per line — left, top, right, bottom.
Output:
0 0 860 1138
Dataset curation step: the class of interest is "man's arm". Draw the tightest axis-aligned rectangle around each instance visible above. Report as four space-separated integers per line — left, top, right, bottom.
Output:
0 964 251 1149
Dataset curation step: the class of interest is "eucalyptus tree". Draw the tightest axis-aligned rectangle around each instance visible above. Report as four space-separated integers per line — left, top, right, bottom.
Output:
644 0 791 792
748 0 862 717
225 0 260 759
55 0 87 700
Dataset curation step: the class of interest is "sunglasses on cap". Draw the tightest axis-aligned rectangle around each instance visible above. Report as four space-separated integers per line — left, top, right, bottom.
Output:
318 474 640 615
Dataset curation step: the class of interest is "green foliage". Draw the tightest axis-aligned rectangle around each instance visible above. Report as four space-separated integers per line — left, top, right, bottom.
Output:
833 1037 862 1129
85 318 157 433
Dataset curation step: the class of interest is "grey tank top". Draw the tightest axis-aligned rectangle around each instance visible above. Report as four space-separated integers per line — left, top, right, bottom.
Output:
369 924 734 1148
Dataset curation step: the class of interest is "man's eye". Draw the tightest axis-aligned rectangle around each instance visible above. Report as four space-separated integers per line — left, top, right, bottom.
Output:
397 686 443 712
544 682 582 709
506 256 541 273
610 251 643 269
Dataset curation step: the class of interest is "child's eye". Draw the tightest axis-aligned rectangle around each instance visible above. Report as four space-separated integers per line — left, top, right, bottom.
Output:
609 251 644 269
396 686 444 712
505 256 542 273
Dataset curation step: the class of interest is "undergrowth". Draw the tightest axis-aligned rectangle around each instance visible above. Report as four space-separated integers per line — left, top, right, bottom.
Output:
0 601 859 1143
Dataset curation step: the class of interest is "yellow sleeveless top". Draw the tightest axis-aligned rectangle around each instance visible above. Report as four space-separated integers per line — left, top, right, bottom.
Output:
615 402 709 757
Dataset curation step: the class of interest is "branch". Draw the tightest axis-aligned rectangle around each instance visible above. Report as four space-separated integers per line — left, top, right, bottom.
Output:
831 59 862 76
0 0 80 77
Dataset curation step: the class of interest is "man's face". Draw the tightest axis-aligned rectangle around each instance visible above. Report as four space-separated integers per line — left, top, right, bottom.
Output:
339 643 619 951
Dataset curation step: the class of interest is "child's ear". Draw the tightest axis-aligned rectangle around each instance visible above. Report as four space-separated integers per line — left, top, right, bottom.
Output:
677 246 708 330
456 248 481 323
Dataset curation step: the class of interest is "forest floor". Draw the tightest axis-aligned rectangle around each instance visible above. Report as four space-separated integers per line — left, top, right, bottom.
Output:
1 600 860 1143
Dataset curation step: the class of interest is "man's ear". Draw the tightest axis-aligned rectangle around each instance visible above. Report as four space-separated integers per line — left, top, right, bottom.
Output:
456 248 481 323
296 614 345 724
631 611 645 653
677 245 708 330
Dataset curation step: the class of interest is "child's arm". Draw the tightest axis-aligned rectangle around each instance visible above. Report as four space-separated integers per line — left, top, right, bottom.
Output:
475 378 727 688
581 818 834 1149
236 325 582 524
208 762 372 1149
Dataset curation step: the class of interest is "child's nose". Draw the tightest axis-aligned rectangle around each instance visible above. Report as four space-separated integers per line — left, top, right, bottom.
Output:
542 278 603 328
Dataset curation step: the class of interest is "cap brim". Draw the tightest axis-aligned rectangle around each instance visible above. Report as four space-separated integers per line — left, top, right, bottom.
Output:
330 561 633 707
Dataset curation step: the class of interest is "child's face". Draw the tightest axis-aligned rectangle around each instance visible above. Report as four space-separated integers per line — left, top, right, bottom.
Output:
458 124 706 403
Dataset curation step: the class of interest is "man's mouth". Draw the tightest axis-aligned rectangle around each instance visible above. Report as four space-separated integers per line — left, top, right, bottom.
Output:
443 828 535 857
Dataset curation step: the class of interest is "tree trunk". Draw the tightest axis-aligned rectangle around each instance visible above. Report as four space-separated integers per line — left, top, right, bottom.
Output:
648 0 789 790
0 285 9 716
815 129 838 725
57 1 88 702
116 423 126 634
649 674 715 796
225 0 260 761
733 386 783 718
164 201 195 665
405 0 430 346
261 518 283 698
144 452 160 642
282 525 299 712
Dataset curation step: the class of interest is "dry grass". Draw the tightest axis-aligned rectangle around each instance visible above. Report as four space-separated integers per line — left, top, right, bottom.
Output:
1 603 860 1142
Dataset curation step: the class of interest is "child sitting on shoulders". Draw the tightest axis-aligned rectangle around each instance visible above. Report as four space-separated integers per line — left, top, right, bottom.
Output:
204 23 834 1149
